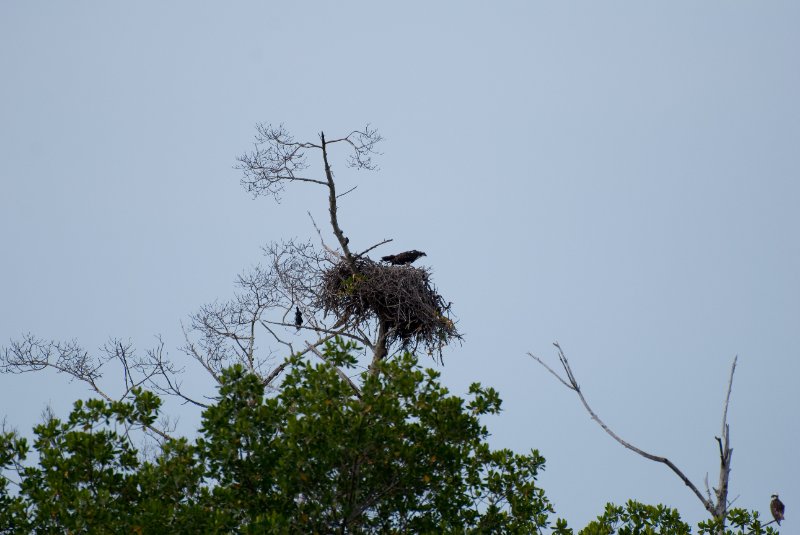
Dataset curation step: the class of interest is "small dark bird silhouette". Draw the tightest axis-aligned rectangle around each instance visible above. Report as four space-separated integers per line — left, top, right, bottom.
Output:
294 307 303 332
771 494 785 525
381 250 427 265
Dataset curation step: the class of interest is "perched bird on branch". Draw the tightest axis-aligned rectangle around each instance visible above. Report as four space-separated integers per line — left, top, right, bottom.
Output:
771 494 785 525
381 250 427 265
294 307 303 332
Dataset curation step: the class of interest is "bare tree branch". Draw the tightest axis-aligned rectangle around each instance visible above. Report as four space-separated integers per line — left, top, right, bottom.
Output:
320 131 355 268
236 123 327 200
528 342 717 515
324 125 383 171
336 185 358 199
236 123 382 269
261 360 290 387
711 355 737 519
132 337 209 409
1 334 174 442
357 239 393 258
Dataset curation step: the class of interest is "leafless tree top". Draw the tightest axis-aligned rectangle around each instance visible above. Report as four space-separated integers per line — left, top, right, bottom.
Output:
236 123 382 201
1 122 458 442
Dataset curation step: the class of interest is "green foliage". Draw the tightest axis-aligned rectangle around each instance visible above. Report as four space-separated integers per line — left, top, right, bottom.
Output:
196 340 554 532
697 508 779 535
0 339 556 533
341 272 367 295
580 501 691 535
0 388 205 533
578 501 781 535
0 340 778 533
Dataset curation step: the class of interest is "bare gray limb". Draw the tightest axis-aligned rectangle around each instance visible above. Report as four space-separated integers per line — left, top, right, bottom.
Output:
528 342 742 518
710 355 737 519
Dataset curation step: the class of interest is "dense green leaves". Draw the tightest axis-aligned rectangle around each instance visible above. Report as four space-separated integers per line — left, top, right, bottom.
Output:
580 501 691 535
577 501 780 535
196 341 554 532
0 388 203 533
0 341 555 533
0 340 779 533
696 508 780 535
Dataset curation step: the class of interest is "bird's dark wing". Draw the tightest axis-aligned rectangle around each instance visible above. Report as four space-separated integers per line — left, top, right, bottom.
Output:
382 250 426 265
772 499 785 523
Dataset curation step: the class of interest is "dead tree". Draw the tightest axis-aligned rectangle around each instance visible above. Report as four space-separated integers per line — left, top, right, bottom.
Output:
1 124 461 438
235 124 460 374
237 123 381 268
529 342 737 523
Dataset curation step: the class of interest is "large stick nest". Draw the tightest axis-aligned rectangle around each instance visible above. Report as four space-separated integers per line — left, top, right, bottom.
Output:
319 257 461 360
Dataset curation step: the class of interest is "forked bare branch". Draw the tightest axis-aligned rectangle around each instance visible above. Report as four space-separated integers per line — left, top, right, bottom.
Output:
528 342 739 518
1 334 173 441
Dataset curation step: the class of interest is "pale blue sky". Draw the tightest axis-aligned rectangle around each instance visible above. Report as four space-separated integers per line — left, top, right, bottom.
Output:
1 1 798 528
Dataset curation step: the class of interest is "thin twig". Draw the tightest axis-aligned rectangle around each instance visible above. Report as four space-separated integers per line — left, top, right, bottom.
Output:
357 239 393 258
526 352 573 390
336 185 358 198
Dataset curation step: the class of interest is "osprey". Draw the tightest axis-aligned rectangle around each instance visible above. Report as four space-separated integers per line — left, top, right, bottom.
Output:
771 494 785 525
381 250 427 265
294 307 303 332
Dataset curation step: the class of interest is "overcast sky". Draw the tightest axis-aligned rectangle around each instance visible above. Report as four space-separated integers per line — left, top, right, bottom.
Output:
2 1 798 528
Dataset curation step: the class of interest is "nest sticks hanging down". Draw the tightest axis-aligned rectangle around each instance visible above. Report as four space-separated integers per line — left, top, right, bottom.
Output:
319 257 460 362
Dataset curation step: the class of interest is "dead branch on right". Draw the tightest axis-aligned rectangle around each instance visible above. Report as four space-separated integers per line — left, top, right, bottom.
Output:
529 343 739 526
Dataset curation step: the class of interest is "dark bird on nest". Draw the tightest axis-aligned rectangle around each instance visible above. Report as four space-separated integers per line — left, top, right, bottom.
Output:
381 250 427 265
771 494 785 525
294 307 303 332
